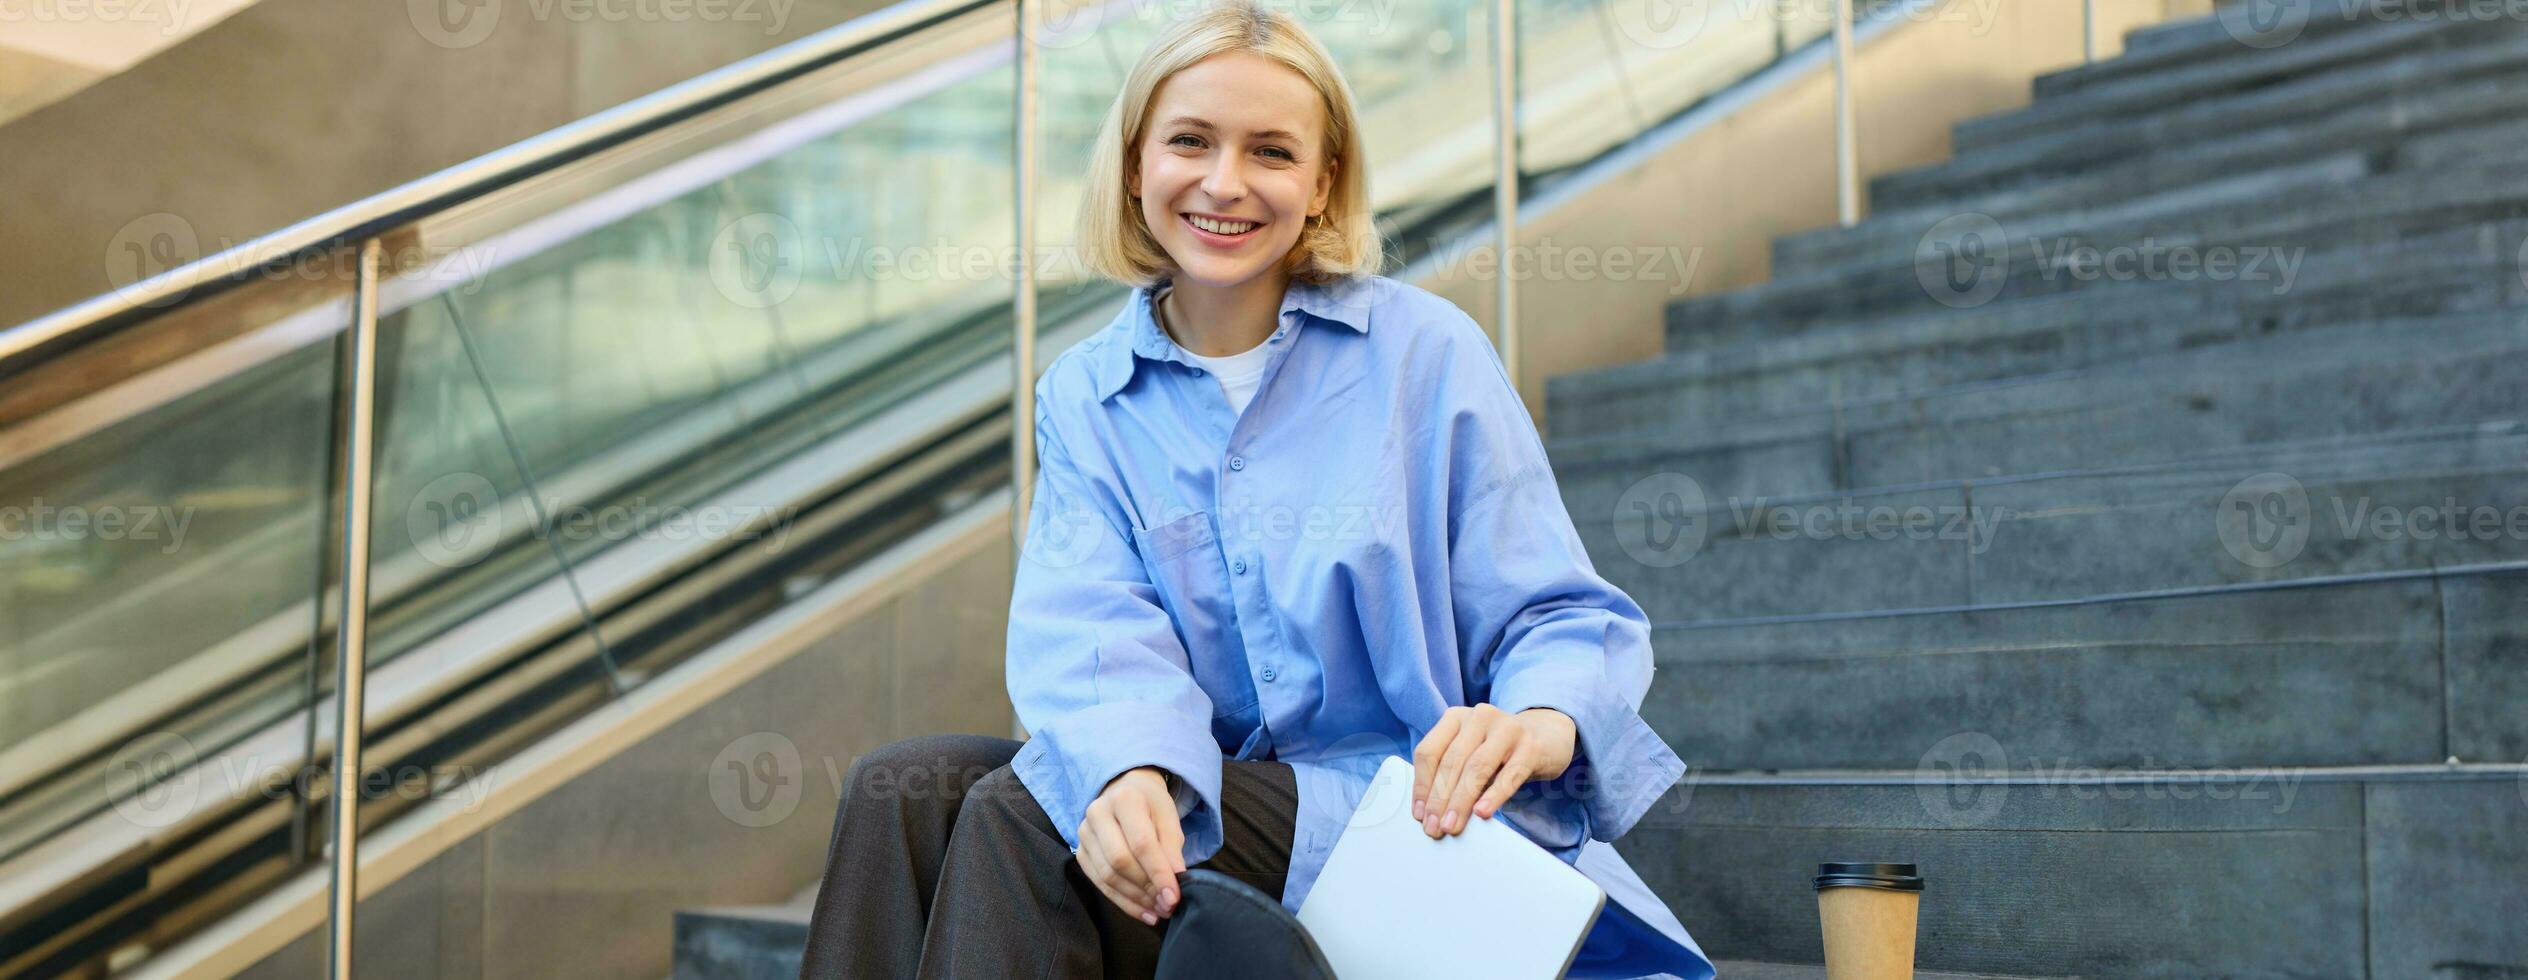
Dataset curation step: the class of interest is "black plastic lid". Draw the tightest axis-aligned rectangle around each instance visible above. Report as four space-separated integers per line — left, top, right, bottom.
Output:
1814 862 1924 892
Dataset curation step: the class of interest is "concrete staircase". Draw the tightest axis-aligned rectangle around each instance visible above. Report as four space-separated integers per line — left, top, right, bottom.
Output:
1545 1 2528 976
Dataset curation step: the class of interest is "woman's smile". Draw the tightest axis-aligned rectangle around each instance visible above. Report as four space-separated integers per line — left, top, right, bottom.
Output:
1181 211 1265 247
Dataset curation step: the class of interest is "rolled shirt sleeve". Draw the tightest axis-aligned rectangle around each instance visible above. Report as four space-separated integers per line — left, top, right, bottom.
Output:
1440 321 1687 847
1007 396 1228 867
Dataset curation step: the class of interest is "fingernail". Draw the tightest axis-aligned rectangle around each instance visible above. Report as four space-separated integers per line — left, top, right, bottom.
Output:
1161 888 1176 906
1142 911 1158 926
1412 799 1424 820
1444 810 1458 832
1423 813 1437 834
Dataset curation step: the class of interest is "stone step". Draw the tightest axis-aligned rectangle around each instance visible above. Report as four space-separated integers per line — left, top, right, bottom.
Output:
1566 220 2524 438
1666 161 2525 351
1870 32 2528 215
1785 74 2528 277
1555 310 2528 502
1636 566 2528 770
1621 768 2528 978
1715 961 2050 980
1950 9 2523 157
1575 425 2528 622
671 888 812 980
2031 0 2386 99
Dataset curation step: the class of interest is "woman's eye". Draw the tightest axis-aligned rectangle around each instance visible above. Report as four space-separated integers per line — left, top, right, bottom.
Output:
1261 147 1294 161
1168 134 1203 148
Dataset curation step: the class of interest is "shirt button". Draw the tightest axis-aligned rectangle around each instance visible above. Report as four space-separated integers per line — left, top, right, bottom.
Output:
1228 456 1246 471
1232 558 1247 574
1190 367 1205 376
1260 666 1278 682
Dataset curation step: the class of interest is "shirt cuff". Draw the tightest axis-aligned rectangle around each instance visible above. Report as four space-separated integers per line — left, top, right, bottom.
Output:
1490 669 1686 843
1009 700 1227 866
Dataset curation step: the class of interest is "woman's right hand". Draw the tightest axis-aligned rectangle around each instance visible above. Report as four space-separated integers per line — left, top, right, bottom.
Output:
1074 766 1185 926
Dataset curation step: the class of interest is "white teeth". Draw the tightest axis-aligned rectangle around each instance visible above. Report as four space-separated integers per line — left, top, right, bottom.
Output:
1189 215 1258 235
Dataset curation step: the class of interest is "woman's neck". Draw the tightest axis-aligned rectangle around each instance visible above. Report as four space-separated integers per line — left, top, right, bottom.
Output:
1158 269 1289 357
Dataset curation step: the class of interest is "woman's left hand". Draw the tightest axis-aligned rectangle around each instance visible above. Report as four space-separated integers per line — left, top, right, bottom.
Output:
1410 704 1576 838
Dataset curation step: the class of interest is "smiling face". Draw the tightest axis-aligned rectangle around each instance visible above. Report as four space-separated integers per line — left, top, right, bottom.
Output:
1126 50 1337 289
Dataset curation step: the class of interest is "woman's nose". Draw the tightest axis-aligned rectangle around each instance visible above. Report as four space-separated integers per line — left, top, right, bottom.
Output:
1200 154 1248 201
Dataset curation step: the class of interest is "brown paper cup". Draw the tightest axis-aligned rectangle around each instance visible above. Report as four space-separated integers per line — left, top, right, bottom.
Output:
1815 862 1923 980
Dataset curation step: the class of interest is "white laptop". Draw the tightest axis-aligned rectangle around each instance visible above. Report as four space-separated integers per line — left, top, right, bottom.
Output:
1296 756 1605 979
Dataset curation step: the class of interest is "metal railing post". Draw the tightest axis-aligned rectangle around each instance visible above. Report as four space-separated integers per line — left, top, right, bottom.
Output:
2085 0 2099 62
1492 0 1520 384
1013 0 1040 554
323 237 383 980
1833 0 1857 227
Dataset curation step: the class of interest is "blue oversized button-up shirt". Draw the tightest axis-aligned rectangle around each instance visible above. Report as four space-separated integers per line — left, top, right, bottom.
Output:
1008 273 1713 979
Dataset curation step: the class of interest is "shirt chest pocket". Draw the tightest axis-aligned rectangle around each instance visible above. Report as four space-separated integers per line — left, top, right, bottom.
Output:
1129 509 1260 722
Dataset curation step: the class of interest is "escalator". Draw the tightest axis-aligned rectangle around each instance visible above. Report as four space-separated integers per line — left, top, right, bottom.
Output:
0 0 1875 974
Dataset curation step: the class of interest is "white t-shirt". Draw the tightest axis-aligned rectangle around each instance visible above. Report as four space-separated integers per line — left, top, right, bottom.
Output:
1156 288 1277 415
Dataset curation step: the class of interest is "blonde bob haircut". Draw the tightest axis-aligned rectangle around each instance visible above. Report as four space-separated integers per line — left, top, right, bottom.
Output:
1074 0 1384 287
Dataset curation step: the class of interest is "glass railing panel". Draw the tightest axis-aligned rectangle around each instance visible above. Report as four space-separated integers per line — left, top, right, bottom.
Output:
0 263 353 970
0 5 1025 970
1519 0 1800 175
360 69 1026 692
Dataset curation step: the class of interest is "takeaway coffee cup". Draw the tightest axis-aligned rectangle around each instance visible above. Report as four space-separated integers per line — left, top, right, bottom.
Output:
1815 862 1924 980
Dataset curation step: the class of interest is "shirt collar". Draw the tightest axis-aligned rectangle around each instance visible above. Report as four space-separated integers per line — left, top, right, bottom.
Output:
1094 274 1376 403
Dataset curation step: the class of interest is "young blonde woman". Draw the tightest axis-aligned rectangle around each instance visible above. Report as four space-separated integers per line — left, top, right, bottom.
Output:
798 3 1711 977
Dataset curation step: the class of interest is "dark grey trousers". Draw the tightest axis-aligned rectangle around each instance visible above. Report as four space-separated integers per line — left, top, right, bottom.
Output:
797 734 1299 979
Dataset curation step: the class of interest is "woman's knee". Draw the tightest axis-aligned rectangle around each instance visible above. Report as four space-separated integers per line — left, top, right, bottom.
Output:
842 734 1018 809
954 764 1051 833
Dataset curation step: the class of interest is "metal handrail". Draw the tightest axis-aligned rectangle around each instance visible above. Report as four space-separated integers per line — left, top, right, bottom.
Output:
0 0 999 380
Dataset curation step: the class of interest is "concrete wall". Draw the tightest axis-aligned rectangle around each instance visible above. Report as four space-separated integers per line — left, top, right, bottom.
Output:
1425 0 2217 424
0 0 895 329
223 510 1014 980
